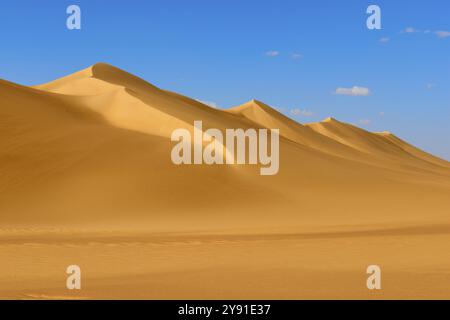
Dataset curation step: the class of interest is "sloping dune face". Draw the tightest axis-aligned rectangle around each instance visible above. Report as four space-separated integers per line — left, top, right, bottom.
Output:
306 117 450 170
1 62 450 230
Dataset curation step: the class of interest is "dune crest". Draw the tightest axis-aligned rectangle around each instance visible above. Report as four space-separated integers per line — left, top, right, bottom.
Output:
306 117 450 170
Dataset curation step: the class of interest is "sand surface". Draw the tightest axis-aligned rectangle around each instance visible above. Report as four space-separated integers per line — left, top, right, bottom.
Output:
1 63 449 299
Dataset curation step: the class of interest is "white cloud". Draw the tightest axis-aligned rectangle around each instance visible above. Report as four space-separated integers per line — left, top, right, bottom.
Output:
435 30 450 38
402 27 419 33
379 37 390 43
196 99 219 108
426 83 436 90
265 51 280 57
334 86 371 97
398 28 450 39
379 111 385 117
290 108 314 117
291 53 303 59
358 119 371 126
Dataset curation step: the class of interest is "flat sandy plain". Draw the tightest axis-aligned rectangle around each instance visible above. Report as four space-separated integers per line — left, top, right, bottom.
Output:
1 63 449 299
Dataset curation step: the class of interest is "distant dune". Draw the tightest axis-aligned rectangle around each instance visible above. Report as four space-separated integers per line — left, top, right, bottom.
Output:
1 63 449 299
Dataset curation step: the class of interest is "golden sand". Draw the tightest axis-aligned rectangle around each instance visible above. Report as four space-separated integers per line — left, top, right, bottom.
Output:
1 63 449 299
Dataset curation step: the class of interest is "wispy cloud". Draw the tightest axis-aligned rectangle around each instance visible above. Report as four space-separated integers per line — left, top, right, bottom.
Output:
402 27 420 33
265 50 280 57
435 30 450 38
379 112 385 117
358 119 371 126
334 86 371 97
290 108 314 117
291 53 303 59
398 28 450 39
426 83 436 90
379 37 390 43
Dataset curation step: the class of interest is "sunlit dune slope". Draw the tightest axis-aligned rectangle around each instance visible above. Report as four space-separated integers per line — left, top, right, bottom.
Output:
34 63 265 139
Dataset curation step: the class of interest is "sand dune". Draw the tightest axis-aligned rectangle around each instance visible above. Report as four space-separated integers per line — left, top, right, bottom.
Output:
307 117 450 171
1 63 450 299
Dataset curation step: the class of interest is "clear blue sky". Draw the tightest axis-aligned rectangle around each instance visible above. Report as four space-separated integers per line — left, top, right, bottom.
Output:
0 0 449 159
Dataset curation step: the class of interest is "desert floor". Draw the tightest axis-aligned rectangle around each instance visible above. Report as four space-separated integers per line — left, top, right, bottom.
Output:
1 225 450 299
